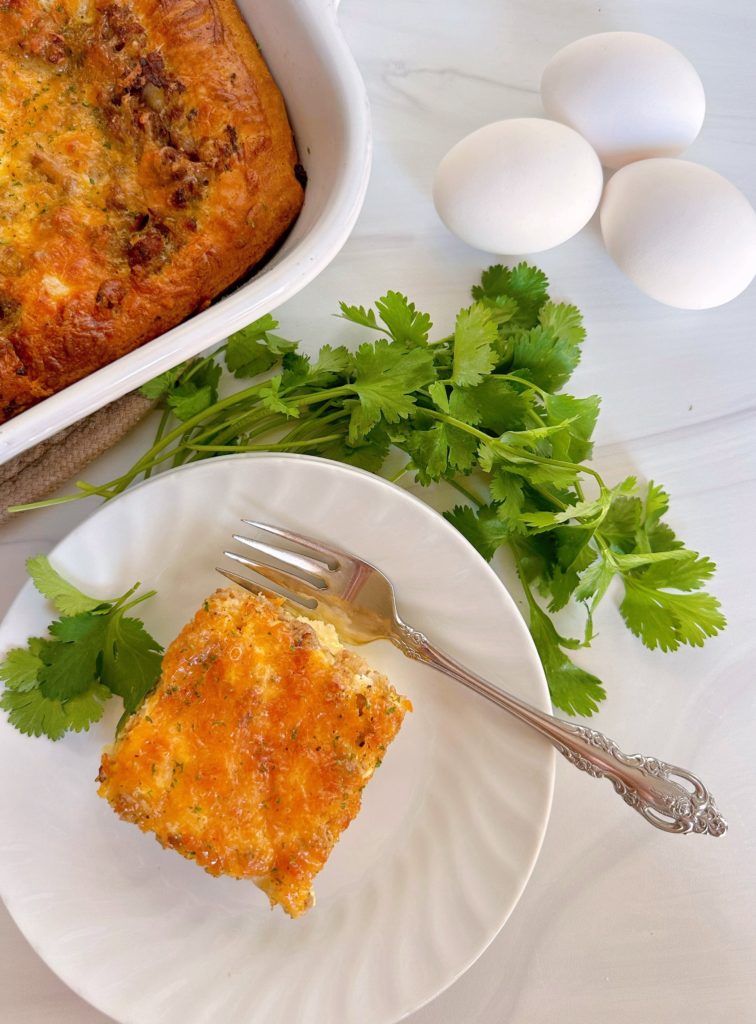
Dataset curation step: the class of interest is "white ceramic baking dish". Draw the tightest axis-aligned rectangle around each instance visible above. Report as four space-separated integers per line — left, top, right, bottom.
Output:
0 0 370 465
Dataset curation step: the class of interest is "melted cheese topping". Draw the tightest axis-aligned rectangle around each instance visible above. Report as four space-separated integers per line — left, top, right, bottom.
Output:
0 1 114 299
98 589 410 918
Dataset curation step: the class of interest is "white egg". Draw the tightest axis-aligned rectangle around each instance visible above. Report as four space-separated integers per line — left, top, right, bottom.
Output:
432 118 603 254
600 158 756 309
541 32 705 169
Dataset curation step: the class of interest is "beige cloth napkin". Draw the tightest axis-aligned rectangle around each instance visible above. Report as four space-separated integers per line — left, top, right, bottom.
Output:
0 392 156 525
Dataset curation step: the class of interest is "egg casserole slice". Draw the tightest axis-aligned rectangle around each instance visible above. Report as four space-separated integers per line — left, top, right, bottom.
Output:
97 588 410 917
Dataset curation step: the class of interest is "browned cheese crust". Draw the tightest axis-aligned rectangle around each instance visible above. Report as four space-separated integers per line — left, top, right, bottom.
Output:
0 0 304 422
97 589 411 917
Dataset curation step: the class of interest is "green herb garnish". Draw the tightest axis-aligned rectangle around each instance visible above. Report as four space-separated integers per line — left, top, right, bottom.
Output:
8 264 725 715
0 557 163 739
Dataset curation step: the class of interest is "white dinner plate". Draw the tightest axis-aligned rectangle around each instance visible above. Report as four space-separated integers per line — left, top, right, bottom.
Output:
0 454 554 1024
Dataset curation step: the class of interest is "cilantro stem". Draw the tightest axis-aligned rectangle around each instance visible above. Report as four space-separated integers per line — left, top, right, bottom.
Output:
111 379 277 490
493 373 551 399
113 589 155 610
449 479 484 507
388 463 411 484
8 492 85 513
109 581 141 612
513 547 537 610
277 408 348 445
145 407 171 479
189 407 277 448
186 434 342 454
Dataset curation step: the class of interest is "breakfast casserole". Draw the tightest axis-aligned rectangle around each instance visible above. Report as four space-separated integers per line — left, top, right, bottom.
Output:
0 0 304 423
98 588 411 917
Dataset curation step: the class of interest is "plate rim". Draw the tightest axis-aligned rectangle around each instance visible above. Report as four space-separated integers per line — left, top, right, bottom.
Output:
0 452 555 1024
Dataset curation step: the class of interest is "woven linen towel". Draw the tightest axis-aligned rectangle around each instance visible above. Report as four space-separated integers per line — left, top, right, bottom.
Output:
0 392 155 525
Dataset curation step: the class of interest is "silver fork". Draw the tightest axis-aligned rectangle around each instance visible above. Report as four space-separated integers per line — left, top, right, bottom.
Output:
217 520 727 837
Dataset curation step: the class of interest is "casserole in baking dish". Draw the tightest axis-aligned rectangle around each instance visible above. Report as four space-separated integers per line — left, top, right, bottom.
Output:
0 0 371 463
0 0 305 423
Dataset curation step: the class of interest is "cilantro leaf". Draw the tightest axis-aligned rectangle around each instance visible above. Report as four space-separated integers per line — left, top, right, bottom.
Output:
348 341 435 441
38 614 108 699
515 533 559 585
375 292 432 346
472 262 549 324
639 482 683 553
397 420 477 485
636 553 717 592
545 393 600 463
449 379 530 434
308 345 354 385
101 613 163 714
472 264 514 302
0 683 110 739
520 494 608 531
167 367 222 422
279 353 312 390
505 263 550 316
620 581 726 652
398 424 450 483
527 600 606 716
444 504 511 561
451 304 498 387
477 294 521 328
511 326 581 392
65 685 113 732
0 643 46 692
490 471 526 534
337 302 380 332
601 495 643 552
538 302 586 347
0 687 71 740
227 343 276 378
575 555 616 606
428 380 450 412
316 426 391 474
27 555 105 616
225 315 297 378
259 377 300 418
1 561 163 740
139 364 186 400
548 527 598 612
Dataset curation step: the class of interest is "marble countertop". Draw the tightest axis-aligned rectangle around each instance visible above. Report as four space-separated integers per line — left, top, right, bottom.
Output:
1 0 754 1021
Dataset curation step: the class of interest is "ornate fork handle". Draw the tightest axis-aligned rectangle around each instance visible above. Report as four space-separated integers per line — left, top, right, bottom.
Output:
394 621 726 837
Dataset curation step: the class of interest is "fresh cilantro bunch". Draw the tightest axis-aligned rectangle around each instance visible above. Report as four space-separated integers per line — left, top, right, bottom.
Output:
0 557 163 739
9 264 725 716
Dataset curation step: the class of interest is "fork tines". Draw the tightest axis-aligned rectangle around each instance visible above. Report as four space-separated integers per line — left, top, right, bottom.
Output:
218 520 339 610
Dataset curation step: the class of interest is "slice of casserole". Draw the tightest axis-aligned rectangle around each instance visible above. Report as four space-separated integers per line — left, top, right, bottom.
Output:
0 0 304 421
98 588 411 917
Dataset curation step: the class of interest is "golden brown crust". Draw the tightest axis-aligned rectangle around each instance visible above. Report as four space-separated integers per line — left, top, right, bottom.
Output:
0 0 304 422
97 589 411 917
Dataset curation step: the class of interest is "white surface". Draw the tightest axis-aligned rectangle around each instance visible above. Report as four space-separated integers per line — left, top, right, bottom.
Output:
433 118 603 253
0 455 554 1024
600 158 756 308
541 32 706 169
0 0 372 464
0 0 754 1022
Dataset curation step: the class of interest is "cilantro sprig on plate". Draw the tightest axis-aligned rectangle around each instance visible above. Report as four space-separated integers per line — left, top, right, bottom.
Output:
0 557 162 739
8 264 725 716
